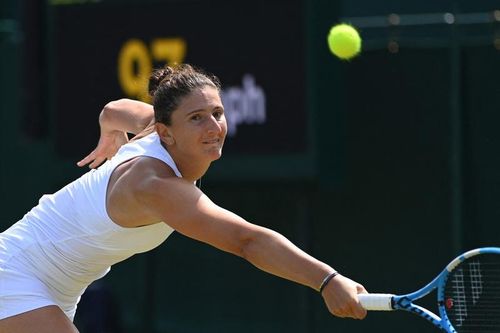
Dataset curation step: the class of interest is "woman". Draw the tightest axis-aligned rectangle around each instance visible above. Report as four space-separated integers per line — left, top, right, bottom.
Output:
0 64 367 333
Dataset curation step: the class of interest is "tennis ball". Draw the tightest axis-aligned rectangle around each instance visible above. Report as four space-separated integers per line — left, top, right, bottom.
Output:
327 24 362 60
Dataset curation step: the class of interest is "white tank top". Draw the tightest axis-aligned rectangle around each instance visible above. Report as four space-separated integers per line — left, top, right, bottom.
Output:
0 132 178 305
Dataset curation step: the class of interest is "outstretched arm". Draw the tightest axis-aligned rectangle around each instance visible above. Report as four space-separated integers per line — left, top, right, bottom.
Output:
127 168 368 320
77 99 154 168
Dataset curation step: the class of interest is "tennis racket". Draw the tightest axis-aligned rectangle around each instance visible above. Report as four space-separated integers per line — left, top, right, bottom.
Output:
358 247 500 332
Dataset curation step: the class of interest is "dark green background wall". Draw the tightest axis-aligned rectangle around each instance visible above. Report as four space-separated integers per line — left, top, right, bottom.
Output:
1 0 499 332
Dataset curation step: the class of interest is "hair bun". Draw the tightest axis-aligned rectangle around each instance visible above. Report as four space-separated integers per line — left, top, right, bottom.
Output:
148 66 174 96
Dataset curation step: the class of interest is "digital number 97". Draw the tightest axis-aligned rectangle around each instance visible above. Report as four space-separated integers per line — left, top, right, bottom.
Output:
117 38 186 103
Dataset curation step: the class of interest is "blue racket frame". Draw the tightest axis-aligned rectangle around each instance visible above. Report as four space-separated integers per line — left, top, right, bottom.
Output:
391 247 500 333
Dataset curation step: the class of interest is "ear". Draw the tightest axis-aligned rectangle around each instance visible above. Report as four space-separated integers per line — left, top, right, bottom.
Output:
156 123 175 145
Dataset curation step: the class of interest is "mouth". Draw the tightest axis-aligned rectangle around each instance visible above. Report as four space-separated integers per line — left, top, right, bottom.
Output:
202 138 222 145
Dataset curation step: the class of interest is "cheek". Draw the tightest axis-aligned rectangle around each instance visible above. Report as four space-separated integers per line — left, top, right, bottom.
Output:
174 128 197 146
221 118 228 137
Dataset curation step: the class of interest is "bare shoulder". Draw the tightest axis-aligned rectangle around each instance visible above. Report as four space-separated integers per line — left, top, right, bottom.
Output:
128 156 177 178
132 158 201 205
109 157 254 255
106 156 191 227
111 156 197 198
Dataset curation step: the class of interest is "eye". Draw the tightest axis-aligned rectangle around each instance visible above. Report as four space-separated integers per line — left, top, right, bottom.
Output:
213 109 224 120
190 114 202 121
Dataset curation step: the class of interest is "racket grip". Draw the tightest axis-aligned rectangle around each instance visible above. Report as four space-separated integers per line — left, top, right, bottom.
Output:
358 293 395 311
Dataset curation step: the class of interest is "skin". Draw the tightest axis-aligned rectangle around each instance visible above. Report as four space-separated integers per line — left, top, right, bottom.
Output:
0 86 367 332
102 87 368 318
0 306 79 333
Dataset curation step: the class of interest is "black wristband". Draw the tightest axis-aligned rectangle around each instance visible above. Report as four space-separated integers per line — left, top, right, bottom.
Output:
319 271 339 294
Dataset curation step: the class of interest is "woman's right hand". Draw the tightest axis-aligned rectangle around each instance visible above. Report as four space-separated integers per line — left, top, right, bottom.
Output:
321 274 368 320
77 130 128 169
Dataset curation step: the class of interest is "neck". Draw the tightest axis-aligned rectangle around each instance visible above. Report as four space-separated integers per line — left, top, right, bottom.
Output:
176 157 211 182
162 143 211 182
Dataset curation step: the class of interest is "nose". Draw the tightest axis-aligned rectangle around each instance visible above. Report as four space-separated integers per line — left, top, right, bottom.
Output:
206 115 224 135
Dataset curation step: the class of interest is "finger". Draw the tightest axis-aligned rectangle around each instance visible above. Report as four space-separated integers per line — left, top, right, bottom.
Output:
335 302 353 319
332 310 346 318
77 151 96 167
89 157 106 169
328 300 346 318
352 304 367 319
356 284 368 294
76 157 91 167
351 295 368 319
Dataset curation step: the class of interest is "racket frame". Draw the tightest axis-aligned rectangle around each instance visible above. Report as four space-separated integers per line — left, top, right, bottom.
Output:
359 247 500 333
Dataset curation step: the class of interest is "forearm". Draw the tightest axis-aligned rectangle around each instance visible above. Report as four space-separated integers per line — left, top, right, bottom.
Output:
242 227 334 291
100 99 154 135
146 186 335 292
240 227 367 320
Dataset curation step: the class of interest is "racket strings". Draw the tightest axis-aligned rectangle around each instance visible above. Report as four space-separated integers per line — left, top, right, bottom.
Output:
444 255 500 332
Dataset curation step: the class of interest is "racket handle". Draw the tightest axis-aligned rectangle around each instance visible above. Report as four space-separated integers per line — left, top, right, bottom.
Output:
358 293 395 311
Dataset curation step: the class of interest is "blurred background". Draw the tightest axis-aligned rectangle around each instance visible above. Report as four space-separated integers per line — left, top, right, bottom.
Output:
1 0 499 332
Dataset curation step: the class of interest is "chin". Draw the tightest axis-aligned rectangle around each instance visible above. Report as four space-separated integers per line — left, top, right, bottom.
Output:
207 148 223 161
211 151 223 161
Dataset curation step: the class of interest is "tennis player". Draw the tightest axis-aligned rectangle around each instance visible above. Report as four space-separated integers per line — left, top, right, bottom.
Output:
0 64 367 333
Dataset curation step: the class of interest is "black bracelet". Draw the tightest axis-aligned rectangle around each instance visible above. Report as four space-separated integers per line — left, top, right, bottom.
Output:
319 271 339 294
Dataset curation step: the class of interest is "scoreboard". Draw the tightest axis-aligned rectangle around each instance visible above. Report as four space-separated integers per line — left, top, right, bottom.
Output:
49 0 314 180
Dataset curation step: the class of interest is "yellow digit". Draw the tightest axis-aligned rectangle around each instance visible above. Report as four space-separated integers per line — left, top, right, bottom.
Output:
117 39 152 102
151 38 187 66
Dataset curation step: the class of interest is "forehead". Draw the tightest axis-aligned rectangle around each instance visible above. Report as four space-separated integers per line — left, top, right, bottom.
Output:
178 86 222 111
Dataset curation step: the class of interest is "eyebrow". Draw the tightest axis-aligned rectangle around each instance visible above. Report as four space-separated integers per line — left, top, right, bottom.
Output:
186 109 204 116
185 106 224 117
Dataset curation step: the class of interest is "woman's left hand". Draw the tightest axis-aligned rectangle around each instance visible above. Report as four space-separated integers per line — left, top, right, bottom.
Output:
77 130 128 169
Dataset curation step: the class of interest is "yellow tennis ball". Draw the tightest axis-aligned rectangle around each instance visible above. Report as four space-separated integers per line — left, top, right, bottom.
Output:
327 24 362 60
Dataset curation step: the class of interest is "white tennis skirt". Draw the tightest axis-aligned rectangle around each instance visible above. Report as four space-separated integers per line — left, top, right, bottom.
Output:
0 260 78 321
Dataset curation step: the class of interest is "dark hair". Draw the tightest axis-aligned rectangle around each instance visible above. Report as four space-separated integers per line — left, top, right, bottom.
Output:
148 64 222 125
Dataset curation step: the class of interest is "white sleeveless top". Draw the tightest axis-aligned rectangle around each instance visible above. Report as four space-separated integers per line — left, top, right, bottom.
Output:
0 132 178 315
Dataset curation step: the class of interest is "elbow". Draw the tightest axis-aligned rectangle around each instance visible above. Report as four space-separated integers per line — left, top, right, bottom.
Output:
238 236 254 261
238 227 273 262
99 100 122 125
100 99 126 117
225 227 257 260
